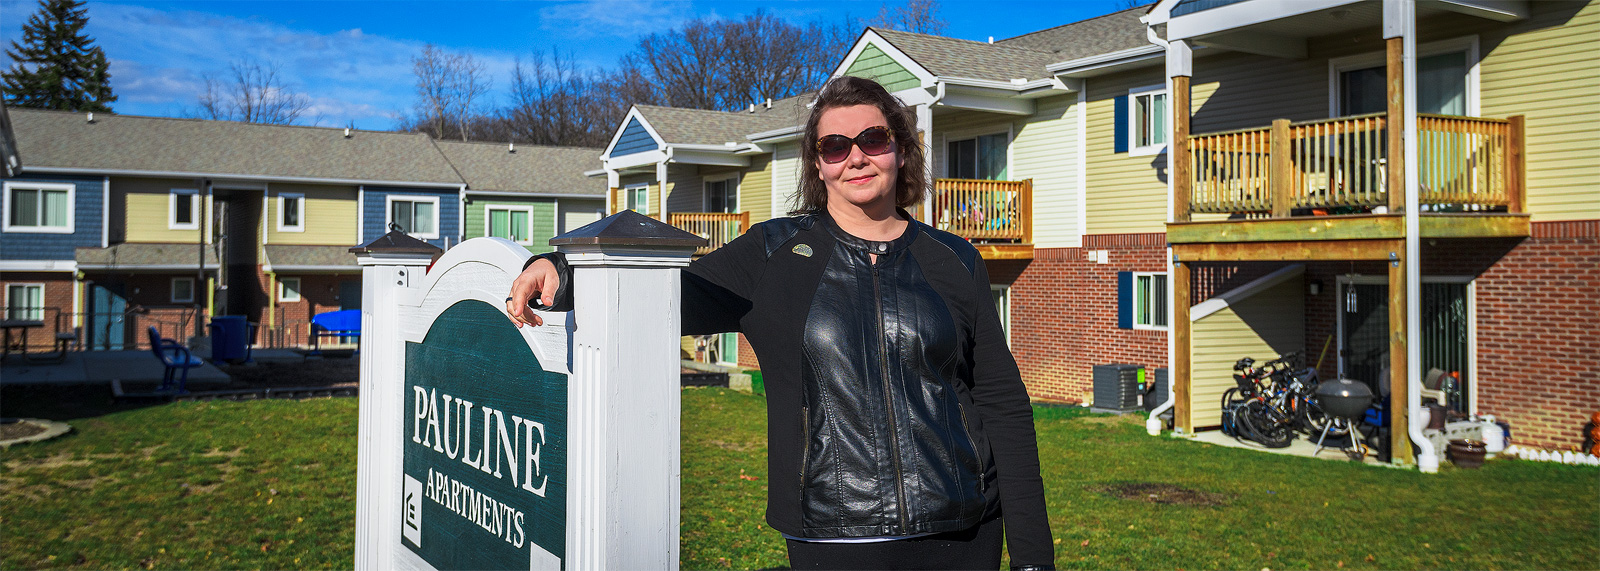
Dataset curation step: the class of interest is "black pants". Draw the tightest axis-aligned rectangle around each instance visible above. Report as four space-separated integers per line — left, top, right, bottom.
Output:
785 516 1003 571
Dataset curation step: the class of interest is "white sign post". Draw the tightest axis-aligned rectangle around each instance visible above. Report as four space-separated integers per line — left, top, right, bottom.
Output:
352 212 704 571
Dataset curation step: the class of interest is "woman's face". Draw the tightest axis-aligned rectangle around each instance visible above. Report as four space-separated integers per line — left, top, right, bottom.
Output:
815 104 902 214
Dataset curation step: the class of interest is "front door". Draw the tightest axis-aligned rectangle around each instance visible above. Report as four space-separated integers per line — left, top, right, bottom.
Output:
339 280 362 311
1340 283 1389 392
88 282 128 350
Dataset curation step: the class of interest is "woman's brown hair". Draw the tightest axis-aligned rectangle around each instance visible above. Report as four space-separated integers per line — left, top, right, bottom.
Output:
793 76 926 215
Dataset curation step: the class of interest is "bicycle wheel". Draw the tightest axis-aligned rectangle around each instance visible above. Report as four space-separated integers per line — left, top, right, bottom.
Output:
1243 400 1296 448
1299 399 1348 438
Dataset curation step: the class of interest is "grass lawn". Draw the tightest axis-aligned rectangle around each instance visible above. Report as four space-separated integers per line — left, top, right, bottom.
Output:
3 388 1596 570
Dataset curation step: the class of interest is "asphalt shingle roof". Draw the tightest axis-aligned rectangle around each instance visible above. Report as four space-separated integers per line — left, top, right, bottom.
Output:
872 28 1061 82
264 245 359 268
434 140 606 196
9 108 463 185
75 243 219 267
993 5 1154 62
636 92 813 146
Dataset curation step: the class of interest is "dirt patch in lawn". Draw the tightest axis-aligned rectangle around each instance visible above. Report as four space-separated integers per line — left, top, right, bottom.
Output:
0 420 47 440
1090 482 1234 506
218 358 359 389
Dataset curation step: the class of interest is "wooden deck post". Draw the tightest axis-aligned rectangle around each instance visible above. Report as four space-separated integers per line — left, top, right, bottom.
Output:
1173 76 1192 223
1387 251 1411 466
1173 260 1192 434
1506 115 1525 214
1269 119 1292 218
1021 179 1034 244
1386 37 1404 212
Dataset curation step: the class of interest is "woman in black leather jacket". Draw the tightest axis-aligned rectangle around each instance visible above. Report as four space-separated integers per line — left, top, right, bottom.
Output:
509 76 1053 571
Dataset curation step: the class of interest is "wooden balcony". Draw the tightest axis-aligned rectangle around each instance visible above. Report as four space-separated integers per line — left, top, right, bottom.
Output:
930 178 1033 260
667 212 750 256
1170 113 1528 246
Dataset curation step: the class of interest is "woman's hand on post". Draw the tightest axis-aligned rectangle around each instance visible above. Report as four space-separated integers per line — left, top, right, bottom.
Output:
506 257 559 328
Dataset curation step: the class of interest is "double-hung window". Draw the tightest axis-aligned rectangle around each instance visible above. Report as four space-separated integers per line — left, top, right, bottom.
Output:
487 205 534 245
947 133 1009 180
991 285 1012 345
5 284 44 320
624 184 650 215
1129 86 1168 156
278 193 304 232
279 277 302 303
171 277 195 303
1133 272 1168 330
388 195 440 239
3 181 74 234
169 189 199 230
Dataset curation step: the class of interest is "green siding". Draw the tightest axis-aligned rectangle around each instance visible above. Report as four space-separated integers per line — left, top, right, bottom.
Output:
464 196 558 254
845 44 920 93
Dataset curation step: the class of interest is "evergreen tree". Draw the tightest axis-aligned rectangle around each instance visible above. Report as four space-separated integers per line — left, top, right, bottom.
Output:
3 0 117 112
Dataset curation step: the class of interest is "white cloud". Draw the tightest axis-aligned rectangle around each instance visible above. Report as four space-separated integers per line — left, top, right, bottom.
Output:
537 0 686 38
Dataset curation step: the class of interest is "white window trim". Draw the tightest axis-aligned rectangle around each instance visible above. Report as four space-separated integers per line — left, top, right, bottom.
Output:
1127 84 1169 157
167 188 200 230
941 126 1014 180
278 277 302 303
990 284 1012 346
171 277 195 303
4 283 45 320
484 204 537 245
623 183 650 215
1326 35 1480 118
2 181 76 234
277 192 305 232
384 194 441 240
1132 271 1169 331
703 175 739 213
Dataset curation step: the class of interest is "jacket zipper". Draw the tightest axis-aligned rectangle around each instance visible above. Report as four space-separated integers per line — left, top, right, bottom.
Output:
958 403 984 493
874 264 910 531
800 406 810 491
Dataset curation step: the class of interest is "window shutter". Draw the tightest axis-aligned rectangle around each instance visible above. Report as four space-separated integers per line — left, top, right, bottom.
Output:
1117 271 1133 329
1114 96 1129 154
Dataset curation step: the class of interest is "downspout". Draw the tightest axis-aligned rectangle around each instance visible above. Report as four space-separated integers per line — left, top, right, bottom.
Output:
1397 0 1438 473
1146 19 1175 436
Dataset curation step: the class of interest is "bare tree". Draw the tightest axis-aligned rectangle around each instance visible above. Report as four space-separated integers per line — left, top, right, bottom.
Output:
870 0 947 35
195 59 311 124
623 11 851 112
407 44 490 141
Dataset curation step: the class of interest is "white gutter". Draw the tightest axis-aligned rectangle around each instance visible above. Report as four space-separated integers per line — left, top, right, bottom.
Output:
1048 44 1165 75
1395 0 1438 474
748 125 803 143
19 166 462 189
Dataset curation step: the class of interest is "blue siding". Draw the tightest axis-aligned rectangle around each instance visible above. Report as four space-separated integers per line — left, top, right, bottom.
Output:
611 118 659 157
0 175 104 261
362 187 461 248
1171 0 1251 17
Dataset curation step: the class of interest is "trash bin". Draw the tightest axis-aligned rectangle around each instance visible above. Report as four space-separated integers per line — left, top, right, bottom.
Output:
209 315 249 362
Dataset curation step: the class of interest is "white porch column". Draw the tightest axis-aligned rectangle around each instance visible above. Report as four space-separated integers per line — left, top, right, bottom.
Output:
916 102 935 225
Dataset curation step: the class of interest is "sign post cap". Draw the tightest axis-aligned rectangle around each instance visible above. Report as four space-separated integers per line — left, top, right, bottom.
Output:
550 210 708 249
349 229 445 257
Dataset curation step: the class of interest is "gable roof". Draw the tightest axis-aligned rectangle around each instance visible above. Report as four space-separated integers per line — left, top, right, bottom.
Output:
634 93 813 147
8 108 463 185
993 5 1154 62
434 140 605 196
871 28 1062 82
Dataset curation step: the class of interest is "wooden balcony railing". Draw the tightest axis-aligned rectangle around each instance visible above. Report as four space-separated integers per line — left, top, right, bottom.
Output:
1185 113 1523 218
931 178 1032 243
668 211 751 256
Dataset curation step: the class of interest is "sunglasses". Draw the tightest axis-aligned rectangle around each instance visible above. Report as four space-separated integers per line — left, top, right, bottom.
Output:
816 126 895 164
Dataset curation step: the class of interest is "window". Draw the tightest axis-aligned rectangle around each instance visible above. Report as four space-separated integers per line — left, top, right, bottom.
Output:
169 189 199 230
1129 86 1168 156
279 277 302 303
704 178 737 213
624 184 650 215
1331 38 1476 117
991 285 1011 344
387 195 440 239
171 277 195 303
947 133 1009 180
5 284 44 320
3 181 74 234
487 205 534 245
1134 272 1168 330
278 193 304 232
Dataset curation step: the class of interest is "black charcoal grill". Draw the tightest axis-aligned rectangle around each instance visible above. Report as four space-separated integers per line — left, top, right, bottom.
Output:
1312 377 1374 459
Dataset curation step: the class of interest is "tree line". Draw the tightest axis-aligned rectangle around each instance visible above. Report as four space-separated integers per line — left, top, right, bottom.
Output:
3 0 947 150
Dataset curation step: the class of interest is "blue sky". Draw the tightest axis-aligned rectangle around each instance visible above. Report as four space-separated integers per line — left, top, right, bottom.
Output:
2 0 1135 130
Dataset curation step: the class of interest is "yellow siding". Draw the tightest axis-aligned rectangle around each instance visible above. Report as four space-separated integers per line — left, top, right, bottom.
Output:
1188 276 1304 428
740 155 773 222
118 177 212 243
1190 50 1327 135
1478 0 1600 221
664 164 702 214
1010 94 1080 248
266 183 359 245
1086 69 1169 235
772 142 801 216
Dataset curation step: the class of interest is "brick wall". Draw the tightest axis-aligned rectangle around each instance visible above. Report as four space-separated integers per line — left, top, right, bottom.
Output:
736 333 759 369
0 271 76 350
253 271 358 348
997 233 1169 403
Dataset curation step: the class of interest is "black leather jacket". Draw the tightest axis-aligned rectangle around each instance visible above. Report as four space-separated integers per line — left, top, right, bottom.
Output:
538 212 1052 566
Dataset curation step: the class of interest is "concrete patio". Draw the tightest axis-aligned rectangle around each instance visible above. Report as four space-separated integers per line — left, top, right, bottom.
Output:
0 349 312 387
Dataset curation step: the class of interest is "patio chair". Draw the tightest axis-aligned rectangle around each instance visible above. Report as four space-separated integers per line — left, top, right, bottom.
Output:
22 307 77 363
147 326 200 393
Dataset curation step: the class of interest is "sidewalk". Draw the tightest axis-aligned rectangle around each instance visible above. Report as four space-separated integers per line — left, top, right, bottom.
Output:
1 351 232 387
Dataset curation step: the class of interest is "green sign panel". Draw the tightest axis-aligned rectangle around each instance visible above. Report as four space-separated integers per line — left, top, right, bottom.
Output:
402 300 567 570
